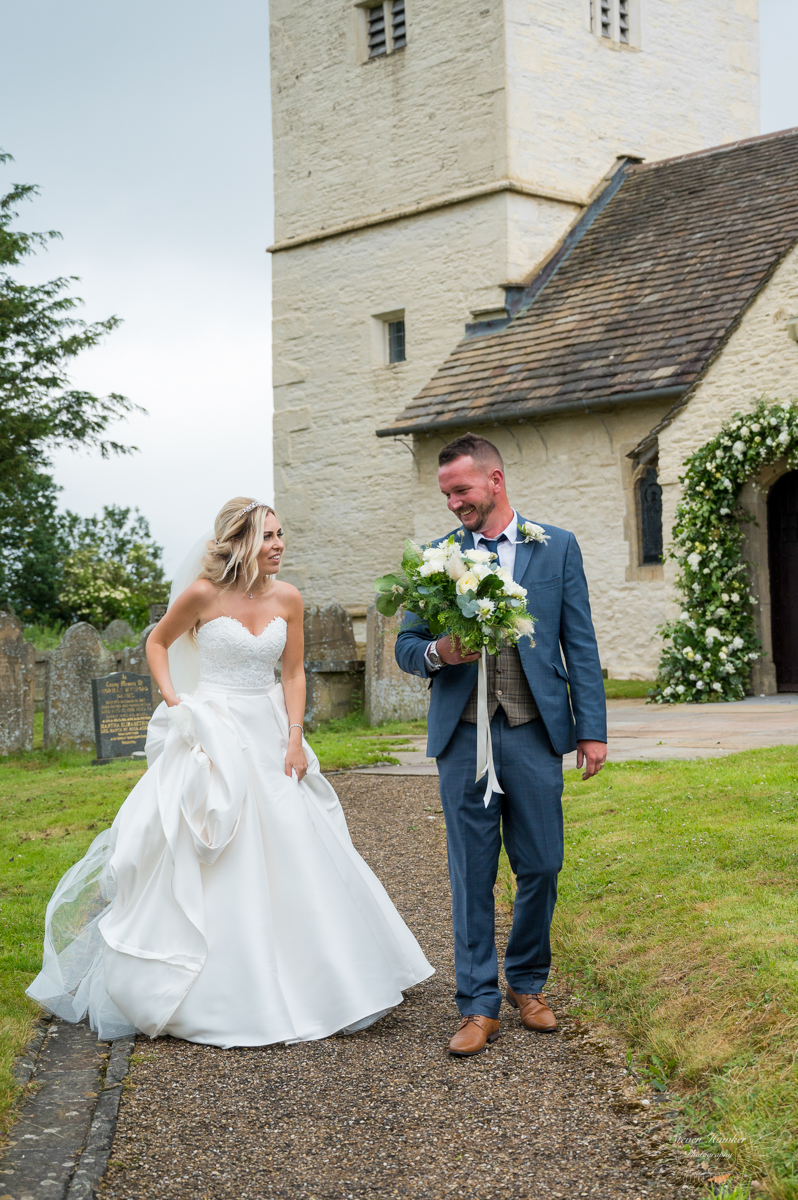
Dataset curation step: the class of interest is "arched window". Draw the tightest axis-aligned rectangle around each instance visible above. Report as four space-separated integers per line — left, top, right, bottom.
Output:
638 467 663 564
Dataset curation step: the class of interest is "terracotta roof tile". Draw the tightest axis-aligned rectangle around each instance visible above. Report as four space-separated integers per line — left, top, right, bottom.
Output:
380 129 798 435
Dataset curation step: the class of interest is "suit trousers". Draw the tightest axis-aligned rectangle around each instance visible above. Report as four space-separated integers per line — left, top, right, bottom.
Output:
435 711 564 1018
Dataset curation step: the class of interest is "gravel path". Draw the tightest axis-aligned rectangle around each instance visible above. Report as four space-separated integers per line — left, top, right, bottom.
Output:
101 776 700 1199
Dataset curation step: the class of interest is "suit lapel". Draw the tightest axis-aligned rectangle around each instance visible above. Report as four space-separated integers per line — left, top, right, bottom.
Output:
513 515 536 584
458 527 474 552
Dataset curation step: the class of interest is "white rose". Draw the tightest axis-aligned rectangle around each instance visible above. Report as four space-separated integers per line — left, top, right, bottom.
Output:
752 423 760 432
470 563 492 581
705 626 721 645
503 580 527 599
463 548 493 564
422 546 446 562
419 560 443 577
495 566 513 585
663 686 674 696
731 636 744 650
740 427 750 438
686 552 702 569
715 449 724 459
676 685 685 694
456 572 479 594
712 682 723 692
680 611 691 620
719 650 727 660
732 441 746 458
721 593 729 602
779 429 790 444
731 592 740 603
689 673 697 681
696 680 705 688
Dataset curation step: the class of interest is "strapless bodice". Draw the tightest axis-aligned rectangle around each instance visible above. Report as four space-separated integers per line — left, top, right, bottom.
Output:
195 616 287 688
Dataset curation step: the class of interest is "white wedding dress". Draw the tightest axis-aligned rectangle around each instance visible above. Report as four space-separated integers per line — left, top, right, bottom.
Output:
27 615 433 1047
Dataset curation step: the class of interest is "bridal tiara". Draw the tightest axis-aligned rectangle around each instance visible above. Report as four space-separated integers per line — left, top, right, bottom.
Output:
238 500 268 517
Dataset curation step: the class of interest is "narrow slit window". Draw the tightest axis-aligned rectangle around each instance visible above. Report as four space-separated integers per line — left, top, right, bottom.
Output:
368 4 387 57
638 467 663 564
388 319 405 363
391 0 406 49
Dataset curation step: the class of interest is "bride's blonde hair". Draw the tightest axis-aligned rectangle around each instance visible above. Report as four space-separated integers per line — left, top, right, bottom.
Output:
200 497 276 592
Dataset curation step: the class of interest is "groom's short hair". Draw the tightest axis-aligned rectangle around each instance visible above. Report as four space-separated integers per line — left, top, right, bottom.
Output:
438 433 503 471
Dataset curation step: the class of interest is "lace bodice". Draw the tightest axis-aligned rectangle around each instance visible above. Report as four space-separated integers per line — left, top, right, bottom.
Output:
196 616 287 688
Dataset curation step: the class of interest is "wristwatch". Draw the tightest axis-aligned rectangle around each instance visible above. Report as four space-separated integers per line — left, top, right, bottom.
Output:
426 641 444 670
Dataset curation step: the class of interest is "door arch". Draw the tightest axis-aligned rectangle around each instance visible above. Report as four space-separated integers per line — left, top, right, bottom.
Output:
768 470 798 691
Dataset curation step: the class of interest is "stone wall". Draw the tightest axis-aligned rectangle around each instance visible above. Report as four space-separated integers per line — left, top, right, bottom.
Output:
365 606 429 726
0 611 36 755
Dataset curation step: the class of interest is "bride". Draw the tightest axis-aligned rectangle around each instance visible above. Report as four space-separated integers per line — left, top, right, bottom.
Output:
27 498 433 1047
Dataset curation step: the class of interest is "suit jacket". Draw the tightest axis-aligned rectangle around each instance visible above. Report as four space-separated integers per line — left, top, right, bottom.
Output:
394 519 607 759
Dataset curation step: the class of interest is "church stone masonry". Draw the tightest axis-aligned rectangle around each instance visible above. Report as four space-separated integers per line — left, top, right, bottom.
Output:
270 0 759 671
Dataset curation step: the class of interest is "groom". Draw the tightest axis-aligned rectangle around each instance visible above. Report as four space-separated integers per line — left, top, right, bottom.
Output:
395 433 607 1056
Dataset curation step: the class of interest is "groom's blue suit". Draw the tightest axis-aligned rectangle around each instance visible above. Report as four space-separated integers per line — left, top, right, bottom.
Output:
395 519 606 1018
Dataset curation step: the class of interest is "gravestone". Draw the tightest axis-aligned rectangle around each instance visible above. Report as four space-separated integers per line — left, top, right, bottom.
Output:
120 625 160 712
44 624 116 751
149 603 168 624
365 605 430 726
0 610 36 754
102 618 136 645
303 604 364 730
92 672 154 762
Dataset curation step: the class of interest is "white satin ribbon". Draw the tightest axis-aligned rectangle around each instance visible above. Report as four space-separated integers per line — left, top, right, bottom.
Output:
475 647 504 807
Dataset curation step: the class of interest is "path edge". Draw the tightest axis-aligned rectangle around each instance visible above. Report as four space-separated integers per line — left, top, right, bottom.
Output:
65 1033 137 1199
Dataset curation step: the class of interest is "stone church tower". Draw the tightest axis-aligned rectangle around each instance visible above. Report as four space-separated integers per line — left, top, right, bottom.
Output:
269 0 758 612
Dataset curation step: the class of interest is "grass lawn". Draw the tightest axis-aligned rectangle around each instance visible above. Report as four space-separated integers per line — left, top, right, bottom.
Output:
497 748 798 1198
604 677 655 699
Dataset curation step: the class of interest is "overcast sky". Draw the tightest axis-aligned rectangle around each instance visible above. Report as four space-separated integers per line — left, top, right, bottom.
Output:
1 0 797 575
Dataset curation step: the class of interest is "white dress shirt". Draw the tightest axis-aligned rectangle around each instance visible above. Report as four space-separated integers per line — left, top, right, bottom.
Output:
425 510 519 671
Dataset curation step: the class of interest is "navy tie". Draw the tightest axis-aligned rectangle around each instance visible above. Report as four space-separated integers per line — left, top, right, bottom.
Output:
482 533 507 559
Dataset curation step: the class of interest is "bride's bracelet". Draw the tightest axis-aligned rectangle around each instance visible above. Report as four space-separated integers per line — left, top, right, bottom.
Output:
288 723 304 735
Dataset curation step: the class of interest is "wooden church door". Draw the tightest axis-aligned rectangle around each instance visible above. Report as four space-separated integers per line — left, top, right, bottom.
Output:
768 471 798 691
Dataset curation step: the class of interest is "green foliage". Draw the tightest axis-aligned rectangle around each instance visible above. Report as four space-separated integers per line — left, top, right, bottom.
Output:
654 398 798 703
0 469 65 621
57 506 169 628
0 149 142 622
604 678 655 699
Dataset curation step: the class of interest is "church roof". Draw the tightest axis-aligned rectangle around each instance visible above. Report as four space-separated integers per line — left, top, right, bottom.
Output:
377 127 798 438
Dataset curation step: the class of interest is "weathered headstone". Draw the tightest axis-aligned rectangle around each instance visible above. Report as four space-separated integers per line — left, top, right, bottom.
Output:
91 672 154 762
34 651 50 713
0 610 36 754
303 604 364 730
120 624 160 712
365 605 430 726
149 603 168 624
102 618 136 645
43 624 116 751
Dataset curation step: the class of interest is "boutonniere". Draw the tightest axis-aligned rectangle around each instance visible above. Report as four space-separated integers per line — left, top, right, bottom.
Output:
456 529 465 540
518 521 550 545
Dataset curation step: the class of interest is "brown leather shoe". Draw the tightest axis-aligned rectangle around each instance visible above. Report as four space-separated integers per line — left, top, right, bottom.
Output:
448 1014 501 1057
506 986 558 1032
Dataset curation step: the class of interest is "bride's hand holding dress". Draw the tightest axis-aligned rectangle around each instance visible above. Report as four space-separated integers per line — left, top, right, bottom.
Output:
26 498 433 1048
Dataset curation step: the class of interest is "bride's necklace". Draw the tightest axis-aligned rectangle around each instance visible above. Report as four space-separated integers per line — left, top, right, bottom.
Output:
247 577 272 601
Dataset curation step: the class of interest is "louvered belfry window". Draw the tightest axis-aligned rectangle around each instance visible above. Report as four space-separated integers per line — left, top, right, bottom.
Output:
391 0 406 49
365 1 406 59
618 0 630 42
600 0 612 38
368 4 387 57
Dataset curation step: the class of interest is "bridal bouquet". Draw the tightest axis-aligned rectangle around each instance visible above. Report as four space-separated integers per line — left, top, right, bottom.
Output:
374 536 535 654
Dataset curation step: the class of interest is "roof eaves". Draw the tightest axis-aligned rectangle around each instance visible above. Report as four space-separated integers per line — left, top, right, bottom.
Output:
375 386 688 438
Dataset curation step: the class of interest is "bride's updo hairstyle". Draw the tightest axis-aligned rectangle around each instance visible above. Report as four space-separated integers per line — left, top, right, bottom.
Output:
200 497 276 592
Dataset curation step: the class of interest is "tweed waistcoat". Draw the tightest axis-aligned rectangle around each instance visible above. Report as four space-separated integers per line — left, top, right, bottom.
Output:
461 644 539 726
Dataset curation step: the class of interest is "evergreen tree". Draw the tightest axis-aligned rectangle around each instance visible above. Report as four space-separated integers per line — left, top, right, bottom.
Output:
0 149 140 618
